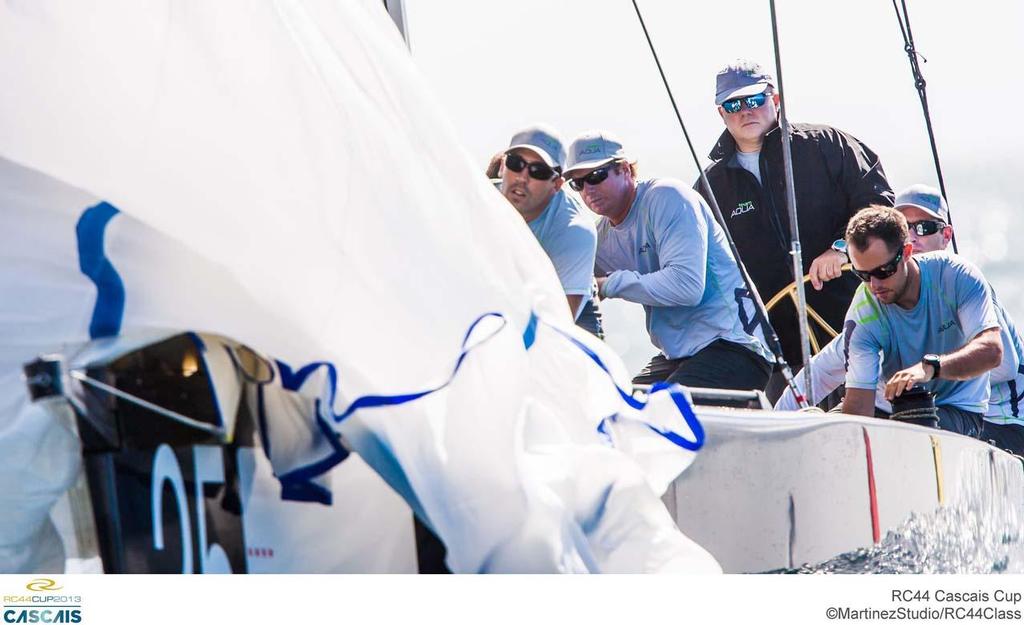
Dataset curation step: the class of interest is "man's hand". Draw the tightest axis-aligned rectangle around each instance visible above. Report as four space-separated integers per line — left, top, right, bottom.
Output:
884 362 932 401
808 248 846 291
595 275 608 300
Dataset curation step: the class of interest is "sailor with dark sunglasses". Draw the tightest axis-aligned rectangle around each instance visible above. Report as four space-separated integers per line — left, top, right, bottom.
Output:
497 125 602 337
697 60 894 400
778 187 1024 453
564 130 773 391
839 205 1004 438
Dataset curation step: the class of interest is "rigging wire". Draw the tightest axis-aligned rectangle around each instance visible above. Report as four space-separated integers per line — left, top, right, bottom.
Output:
768 0 814 406
629 0 809 409
892 0 957 253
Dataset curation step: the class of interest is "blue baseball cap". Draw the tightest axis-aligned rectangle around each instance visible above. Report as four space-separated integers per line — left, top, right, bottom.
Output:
564 130 629 176
507 124 566 170
715 60 774 105
895 184 949 222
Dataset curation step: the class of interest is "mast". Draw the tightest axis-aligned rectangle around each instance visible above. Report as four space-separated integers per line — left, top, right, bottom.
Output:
769 0 814 406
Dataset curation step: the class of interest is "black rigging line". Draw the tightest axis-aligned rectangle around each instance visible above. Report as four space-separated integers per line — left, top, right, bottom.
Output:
892 0 958 253
629 0 809 409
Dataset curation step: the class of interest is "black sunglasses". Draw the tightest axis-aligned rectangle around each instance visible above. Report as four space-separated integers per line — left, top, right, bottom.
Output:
721 92 769 114
851 246 905 282
567 162 618 192
907 220 946 237
504 152 558 181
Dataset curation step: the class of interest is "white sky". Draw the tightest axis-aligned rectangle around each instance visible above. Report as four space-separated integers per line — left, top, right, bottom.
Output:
404 0 1024 371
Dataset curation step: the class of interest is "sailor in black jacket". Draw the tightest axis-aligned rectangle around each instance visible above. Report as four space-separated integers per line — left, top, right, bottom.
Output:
697 60 894 385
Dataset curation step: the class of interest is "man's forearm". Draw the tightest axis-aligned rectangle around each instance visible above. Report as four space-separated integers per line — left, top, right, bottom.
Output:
602 266 703 307
842 387 876 417
933 327 1002 380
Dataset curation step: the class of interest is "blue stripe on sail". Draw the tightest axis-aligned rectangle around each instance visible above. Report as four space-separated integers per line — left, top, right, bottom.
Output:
262 313 506 504
277 409 351 505
327 312 506 424
272 360 350 505
263 309 704 505
522 311 538 349
75 202 125 338
539 318 706 451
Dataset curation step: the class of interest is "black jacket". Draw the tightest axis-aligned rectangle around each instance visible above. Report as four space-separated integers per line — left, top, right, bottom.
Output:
697 122 894 368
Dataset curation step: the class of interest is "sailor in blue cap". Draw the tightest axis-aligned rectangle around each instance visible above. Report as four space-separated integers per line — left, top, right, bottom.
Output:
699 60 894 400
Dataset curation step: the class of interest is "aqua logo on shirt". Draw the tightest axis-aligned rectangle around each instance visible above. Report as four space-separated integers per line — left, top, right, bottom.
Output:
730 201 755 218
938 319 958 333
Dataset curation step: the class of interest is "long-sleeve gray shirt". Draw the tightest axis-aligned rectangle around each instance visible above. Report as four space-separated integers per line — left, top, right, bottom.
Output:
596 179 772 362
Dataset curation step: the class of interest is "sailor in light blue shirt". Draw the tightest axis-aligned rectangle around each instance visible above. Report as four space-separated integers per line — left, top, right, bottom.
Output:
526 190 599 326
564 130 773 391
779 186 1024 439
499 125 602 337
842 205 1003 437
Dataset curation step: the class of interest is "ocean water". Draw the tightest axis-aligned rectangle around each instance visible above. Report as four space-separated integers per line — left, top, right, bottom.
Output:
780 456 1024 574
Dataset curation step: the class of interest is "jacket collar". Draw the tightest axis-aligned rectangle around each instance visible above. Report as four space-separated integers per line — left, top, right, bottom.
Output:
708 122 782 163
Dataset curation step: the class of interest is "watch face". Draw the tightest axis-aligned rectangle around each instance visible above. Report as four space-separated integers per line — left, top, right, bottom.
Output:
832 239 847 253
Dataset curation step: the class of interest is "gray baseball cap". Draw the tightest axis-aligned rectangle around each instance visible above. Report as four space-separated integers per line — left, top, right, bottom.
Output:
895 184 949 222
564 130 629 176
507 124 566 170
715 60 774 105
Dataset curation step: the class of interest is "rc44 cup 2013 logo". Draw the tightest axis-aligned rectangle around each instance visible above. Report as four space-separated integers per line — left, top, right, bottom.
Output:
2 579 82 623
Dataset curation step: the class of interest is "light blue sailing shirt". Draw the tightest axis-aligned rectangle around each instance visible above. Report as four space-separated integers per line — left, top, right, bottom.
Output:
596 178 772 362
986 290 1024 422
527 189 597 318
844 252 1000 414
777 279 1024 421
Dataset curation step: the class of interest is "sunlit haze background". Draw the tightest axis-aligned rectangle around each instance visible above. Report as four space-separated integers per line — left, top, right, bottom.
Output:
405 0 1024 374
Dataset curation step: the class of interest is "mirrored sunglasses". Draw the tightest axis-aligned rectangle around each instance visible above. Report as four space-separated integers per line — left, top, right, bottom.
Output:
907 220 946 237
851 246 905 283
568 162 617 192
721 92 769 114
504 152 558 181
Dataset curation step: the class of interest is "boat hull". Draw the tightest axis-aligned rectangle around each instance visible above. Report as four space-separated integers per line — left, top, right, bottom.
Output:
664 409 1024 572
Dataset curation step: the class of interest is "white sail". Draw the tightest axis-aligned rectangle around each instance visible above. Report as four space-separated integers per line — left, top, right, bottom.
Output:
0 0 718 572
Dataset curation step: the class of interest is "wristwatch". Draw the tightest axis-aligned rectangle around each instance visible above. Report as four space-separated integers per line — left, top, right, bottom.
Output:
922 354 942 381
831 239 848 258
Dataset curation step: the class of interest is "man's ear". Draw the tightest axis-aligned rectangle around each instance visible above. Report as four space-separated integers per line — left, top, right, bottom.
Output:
943 225 954 247
904 242 914 259
718 107 727 122
772 92 781 107
553 177 564 191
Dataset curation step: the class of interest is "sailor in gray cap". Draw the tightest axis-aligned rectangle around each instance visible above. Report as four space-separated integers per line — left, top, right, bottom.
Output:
564 130 773 391
497 124 603 337
699 59 894 400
